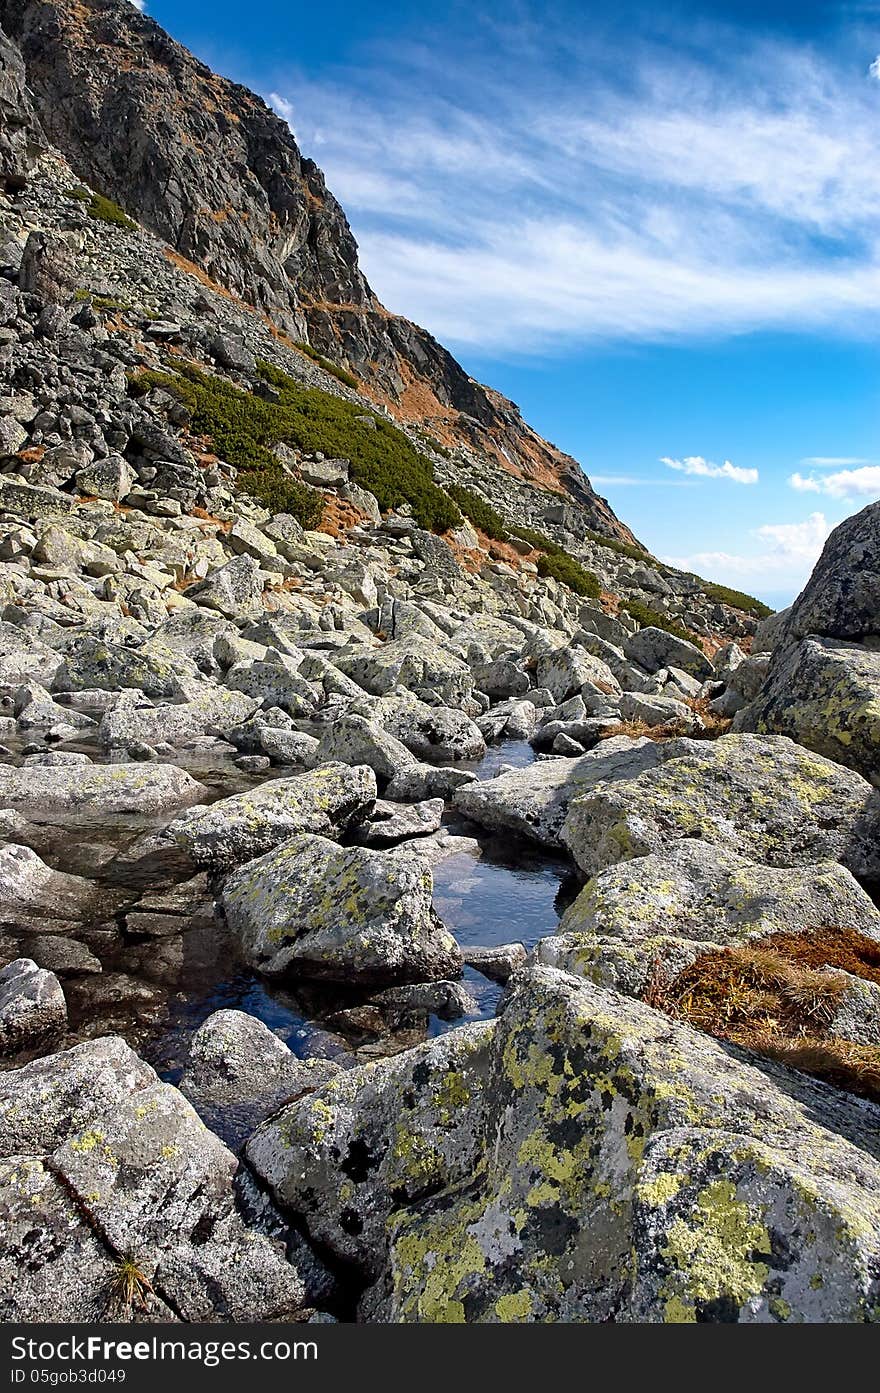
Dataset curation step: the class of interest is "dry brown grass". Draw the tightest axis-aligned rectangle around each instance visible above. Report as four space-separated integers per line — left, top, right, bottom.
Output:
647 928 880 1105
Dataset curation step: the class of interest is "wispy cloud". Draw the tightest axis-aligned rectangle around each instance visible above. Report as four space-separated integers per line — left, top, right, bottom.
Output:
129 0 147 11
799 456 878 466
589 474 695 487
789 464 880 496
268 92 296 135
666 512 829 584
660 455 759 484
264 15 880 352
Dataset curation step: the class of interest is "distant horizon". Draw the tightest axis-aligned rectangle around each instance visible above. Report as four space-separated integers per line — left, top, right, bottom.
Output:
140 0 880 610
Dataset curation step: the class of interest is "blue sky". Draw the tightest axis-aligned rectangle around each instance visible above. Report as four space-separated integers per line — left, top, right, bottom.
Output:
137 0 880 607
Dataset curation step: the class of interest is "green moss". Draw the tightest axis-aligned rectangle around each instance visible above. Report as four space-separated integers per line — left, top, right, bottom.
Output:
676 572 772 619
70 187 137 231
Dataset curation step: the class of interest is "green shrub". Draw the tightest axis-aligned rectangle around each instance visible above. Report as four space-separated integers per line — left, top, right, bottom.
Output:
131 361 460 533
446 485 510 540
236 469 323 527
70 187 137 230
679 574 772 619
537 550 601 598
292 343 359 390
622 599 695 644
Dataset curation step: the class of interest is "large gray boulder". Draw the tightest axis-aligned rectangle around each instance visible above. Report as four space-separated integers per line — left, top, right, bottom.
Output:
99 687 257 749
0 958 66 1054
0 843 127 930
249 966 880 1322
624 626 714 679
246 1023 493 1274
537 842 880 996
785 500 880 642
221 833 461 983
453 736 663 848
377 694 486 764
534 645 621 703
0 762 208 817
335 633 473 706
309 713 416 781
167 762 377 868
53 634 200 699
0 1036 315 1321
562 733 880 880
734 637 880 786
185 553 264 619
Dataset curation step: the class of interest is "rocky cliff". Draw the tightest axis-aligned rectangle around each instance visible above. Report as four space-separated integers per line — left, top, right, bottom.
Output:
0 0 630 533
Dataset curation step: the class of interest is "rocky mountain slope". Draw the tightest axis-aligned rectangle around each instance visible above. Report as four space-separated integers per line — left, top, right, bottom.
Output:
2 0 880 1327
0 0 635 528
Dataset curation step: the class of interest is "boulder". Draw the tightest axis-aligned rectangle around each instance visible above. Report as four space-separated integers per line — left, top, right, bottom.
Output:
562 733 880 880
168 762 377 869
99 687 256 749
245 1023 493 1274
310 713 416 781
537 842 880 997
0 762 208 817
53 634 199 699
377 968 880 1322
378 695 486 764
624 626 714 679
179 1009 340 1144
221 833 461 984
0 958 66 1054
0 843 127 929
784 500 880 642
355 798 444 847
74 454 136 502
535 646 621 703
185 554 264 619
453 736 663 848
335 634 473 707
734 637 880 785
0 1036 314 1320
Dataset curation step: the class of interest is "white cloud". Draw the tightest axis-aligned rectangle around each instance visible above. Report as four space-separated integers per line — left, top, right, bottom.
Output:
666 512 829 589
265 22 880 352
589 474 694 487
660 455 758 484
789 464 880 497
799 456 877 467
268 92 296 135
870 55 880 80
129 0 146 11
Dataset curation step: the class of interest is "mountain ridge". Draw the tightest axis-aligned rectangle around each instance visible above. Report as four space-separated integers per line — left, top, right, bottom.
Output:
0 0 636 542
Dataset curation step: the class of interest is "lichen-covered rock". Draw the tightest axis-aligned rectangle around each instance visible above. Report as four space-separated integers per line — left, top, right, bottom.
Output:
734 637 880 786
562 734 880 880
245 1023 493 1274
221 833 461 983
0 762 208 816
536 843 880 997
335 633 474 707
377 694 486 764
99 687 257 749
784 500 880 643
355 797 444 847
179 1009 340 1144
367 967 880 1322
624 626 714 679
535 645 621 703
0 1036 313 1321
453 736 663 848
167 761 377 868
184 553 264 619
309 713 416 781
53 634 199 699
0 957 66 1053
